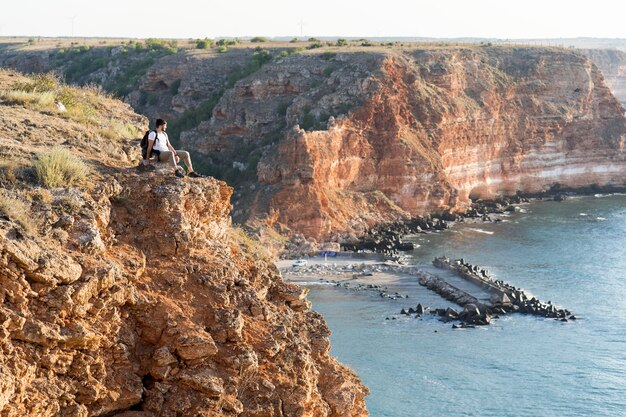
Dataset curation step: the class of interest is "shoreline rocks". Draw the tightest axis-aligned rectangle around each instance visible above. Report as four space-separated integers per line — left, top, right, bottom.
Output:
337 188 625 256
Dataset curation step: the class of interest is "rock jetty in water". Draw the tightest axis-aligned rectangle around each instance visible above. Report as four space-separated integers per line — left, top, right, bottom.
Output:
431 256 576 325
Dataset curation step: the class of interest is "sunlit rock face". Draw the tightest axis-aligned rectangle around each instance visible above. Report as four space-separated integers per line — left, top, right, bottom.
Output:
183 47 624 240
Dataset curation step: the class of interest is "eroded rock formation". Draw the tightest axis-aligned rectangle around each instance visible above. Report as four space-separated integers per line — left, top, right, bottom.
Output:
0 71 368 416
184 47 626 241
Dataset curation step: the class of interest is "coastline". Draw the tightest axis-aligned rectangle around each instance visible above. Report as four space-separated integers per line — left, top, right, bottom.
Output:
276 173 626 417
278 192 622 325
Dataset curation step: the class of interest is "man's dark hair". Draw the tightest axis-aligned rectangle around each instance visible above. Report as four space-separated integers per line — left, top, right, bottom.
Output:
156 118 167 128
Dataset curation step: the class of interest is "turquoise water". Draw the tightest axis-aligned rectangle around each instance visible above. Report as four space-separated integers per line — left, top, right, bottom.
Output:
307 195 626 417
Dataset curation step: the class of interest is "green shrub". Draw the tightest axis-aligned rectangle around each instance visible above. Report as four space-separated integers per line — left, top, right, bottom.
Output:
216 39 239 46
217 45 228 53
251 36 268 43
55 87 78 110
167 94 222 142
145 38 178 51
33 147 89 188
226 49 272 87
323 66 335 77
99 121 141 141
170 79 182 95
300 108 315 131
277 102 289 116
290 38 299 43
336 38 348 46
196 38 213 49
307 42 323 50
308 37 320 42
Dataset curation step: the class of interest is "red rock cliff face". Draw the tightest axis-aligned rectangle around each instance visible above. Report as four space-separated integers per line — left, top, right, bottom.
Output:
195 47 625 241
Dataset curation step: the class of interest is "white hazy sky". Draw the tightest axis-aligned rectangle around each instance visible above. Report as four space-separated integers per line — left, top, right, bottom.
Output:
1 0 625 39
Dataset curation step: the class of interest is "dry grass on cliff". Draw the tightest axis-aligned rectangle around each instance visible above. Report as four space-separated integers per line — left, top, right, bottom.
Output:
229 225 275 261
33 147 89 188
0 69 147 184
0 71 141 142
0 192 38 235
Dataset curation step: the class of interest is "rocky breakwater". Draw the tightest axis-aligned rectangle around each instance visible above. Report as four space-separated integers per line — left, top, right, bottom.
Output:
433 257 576 322
182 46 625 242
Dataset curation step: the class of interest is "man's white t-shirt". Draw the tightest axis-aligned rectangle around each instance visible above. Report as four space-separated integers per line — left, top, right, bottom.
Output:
148 131 170 152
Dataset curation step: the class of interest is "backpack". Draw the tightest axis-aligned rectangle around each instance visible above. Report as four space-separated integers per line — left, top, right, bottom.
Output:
140 130 158 160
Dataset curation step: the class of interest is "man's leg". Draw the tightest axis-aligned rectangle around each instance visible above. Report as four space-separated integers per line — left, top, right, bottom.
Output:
175 150 194 173
158 151 178 169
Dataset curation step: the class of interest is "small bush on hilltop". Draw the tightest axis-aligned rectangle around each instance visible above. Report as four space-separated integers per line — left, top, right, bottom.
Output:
196 38 213 49
307 42 323 50
33 147 89 189
98 120 141 142
145 38 178 52
216 39 239 46
251 36 268 43
336 38 348 46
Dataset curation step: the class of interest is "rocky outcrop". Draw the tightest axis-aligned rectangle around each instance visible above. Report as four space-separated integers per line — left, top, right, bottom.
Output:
0 71 368 417
579 48 626 103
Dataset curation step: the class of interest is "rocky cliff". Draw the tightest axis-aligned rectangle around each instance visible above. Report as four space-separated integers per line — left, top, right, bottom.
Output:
1 41 624 242
579 48 626 103
182 47 626 240
0 70 368 416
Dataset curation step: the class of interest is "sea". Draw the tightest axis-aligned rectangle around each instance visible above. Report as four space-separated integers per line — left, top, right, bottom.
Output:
305 194 626 417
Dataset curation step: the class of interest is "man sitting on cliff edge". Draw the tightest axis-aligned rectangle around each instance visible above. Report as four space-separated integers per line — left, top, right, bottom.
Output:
146 118 201 178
